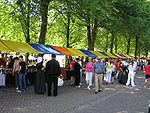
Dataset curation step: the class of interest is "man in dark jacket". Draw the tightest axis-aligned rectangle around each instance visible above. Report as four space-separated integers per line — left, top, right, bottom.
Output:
74 58 82 88
45 54 61 97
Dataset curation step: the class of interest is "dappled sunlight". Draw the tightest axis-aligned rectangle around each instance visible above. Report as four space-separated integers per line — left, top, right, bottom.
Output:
13 107 28 112
116 110 128 113
125 91 136 94
104 88 116 91
134 88 140 91
136 76 145 79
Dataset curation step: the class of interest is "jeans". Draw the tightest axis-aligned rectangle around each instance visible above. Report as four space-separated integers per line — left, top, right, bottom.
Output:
19 73 26 91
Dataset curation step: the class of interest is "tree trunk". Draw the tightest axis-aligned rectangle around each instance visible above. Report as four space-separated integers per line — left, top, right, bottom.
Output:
114 35 118 53
138 41 141 58
105 33 109 52
39 0 51 44
110 31 115 53
145 50 148 57
87 18 92 50
126 37 131 55
135 35 139 57
87 18 98 51
25 0 30 63
26 0 30 43
91 18 98 50
66 13 70 48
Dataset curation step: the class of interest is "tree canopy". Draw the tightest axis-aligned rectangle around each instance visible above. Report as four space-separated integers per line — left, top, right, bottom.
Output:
0 0 149 57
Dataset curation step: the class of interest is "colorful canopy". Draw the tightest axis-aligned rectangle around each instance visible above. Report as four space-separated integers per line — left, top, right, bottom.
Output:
52 46 77 56
105 52 118 58
124 54 132 58
79 49 97 58
0 41 12 52
0 40 135 58
67 48 88 57
99 52 109 57
90 51 108 58
140 57 150 60
1 40 41 54
118 54 128 58
113 53 126 59
30 44 64 55
111 53 119 58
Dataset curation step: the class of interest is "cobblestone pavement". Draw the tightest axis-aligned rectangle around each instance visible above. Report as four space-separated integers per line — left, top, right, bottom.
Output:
0 70 150 113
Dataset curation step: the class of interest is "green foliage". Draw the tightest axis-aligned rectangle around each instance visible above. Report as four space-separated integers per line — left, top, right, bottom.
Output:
0 0 149 56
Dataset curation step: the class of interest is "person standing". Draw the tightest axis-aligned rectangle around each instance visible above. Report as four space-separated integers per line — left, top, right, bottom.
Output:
144 61 150 87
114 59 121 79
74 58 82 88
34 57 46 94
45 54 61 97
12 57 20 92
85 58 94 90
78 58 83 86
94 57 105 94
126 61 136 87
0 54 6 68
8 56 14 69
69 58 75 86
105 60 113 83
18 56 27 92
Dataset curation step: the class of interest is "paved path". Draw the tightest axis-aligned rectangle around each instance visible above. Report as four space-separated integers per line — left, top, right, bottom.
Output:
0 70 150 113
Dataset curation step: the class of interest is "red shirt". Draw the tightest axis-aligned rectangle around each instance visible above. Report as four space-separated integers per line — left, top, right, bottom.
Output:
114 61 120 71
70 61 75 71
144 65 150 75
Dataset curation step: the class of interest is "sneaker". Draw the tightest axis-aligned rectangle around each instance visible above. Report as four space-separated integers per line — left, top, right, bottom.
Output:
79 83 82 86
75 85 81 88
78 85 81 88
16 90 22 93
87 86 91 91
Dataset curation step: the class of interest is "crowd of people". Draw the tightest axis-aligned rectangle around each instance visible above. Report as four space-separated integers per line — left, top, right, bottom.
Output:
0 53 150 96
68 57 150 94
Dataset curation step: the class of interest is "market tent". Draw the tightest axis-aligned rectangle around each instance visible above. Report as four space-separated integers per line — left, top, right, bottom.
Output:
1 40 41 54
124 54 132 59
52 46 77 56
118 54 127 59
113 53 126 59
105 52 118 58
67 48 88 57
90 51 108 58
140 57 150 60
111 53 119 58
99 52 109 57
118 54 128 58
0 41 12 52
79 49 97 58
30 44 64 55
